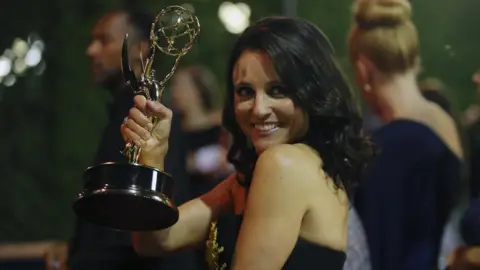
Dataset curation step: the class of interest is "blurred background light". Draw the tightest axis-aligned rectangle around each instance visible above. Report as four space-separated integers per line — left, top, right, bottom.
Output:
218 2 251 34
0 33 45 87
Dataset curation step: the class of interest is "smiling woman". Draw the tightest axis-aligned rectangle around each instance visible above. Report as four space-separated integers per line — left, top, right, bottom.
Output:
231 51 307 154
223 17 374 192
121 16 375 270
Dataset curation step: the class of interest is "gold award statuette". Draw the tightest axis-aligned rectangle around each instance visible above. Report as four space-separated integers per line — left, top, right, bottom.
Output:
73 5 200 231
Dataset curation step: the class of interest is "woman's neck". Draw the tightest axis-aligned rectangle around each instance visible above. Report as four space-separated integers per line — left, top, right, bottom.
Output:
374 72 428 122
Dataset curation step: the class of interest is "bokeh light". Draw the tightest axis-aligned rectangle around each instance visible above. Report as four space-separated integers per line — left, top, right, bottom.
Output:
218 2 251 34
0 33 46 87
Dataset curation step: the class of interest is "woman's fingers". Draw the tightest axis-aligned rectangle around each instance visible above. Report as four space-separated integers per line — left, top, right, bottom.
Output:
120 97 173 147
121 124 145 146
131 96 172 125
146 101 173 135
125 117 151 141
134 95 148 113
146 100 172 120
128 107 153 131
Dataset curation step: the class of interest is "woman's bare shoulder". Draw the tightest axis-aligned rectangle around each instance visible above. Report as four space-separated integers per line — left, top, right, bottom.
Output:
256 143 322 170
253 144 325 190
254 144 345 203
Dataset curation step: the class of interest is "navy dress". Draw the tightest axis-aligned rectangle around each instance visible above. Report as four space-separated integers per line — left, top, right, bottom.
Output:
355 120 462 270
204 212 346 270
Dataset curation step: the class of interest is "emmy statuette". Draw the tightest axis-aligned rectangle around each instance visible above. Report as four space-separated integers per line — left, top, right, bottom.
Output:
73 6 200 231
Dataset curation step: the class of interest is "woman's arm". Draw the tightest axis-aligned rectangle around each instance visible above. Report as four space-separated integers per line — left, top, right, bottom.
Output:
132 174 236 256
231 144 322 270
121 96 236 256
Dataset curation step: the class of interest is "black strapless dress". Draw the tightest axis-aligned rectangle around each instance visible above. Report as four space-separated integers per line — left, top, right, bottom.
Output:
205 212 346 270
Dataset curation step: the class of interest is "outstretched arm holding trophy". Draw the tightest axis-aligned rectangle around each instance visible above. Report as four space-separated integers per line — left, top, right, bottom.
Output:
75 4 235 258
123 97 235 255
118 5 237 255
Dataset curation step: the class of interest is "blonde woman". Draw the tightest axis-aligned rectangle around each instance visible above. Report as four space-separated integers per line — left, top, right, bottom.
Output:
348 0 464 269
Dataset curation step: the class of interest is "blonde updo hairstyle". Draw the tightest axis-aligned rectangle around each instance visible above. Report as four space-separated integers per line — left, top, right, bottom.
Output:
348 0 420 74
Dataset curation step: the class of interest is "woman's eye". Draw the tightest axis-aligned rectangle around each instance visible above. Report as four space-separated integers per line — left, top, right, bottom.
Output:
235 86 253 96
269 85 287 97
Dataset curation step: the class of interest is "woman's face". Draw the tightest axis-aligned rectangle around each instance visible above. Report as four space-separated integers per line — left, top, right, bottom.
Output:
232 50 308 154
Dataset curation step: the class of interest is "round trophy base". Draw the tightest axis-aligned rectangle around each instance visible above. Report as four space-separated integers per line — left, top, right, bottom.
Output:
73 162 178 231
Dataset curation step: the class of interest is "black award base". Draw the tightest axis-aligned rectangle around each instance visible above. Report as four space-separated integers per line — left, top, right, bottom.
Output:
73 162 178 231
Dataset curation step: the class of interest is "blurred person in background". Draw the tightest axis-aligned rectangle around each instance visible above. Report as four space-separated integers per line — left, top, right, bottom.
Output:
67 9 195 270
348 0 465 269
460 70 480 248
170 65 234 269
171 65 234 198
462 71 480 127
466 70 480 198
418 78 453 116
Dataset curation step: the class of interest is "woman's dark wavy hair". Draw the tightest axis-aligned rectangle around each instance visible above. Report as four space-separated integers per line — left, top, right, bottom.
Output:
222 17 375 195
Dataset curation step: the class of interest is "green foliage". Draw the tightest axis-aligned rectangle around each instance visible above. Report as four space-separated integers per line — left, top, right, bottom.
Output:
0 0 115 241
